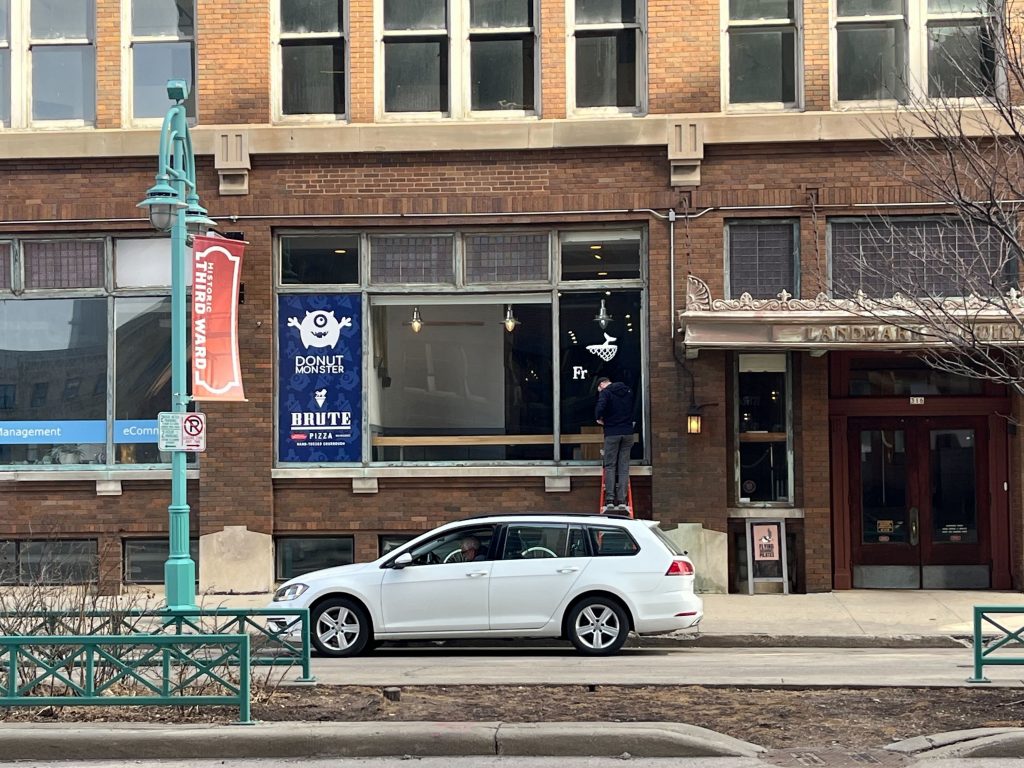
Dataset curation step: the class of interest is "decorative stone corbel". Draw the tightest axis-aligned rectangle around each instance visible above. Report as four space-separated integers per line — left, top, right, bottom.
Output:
215 130 250 196
668 119 703 188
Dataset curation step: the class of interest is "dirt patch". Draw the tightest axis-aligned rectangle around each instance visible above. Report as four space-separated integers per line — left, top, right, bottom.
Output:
4 685 1024 749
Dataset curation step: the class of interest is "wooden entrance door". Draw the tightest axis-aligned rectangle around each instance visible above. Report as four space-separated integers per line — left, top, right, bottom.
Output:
848 416 990 589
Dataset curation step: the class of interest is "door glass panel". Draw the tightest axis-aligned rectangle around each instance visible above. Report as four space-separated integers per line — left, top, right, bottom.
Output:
502 525 569 559
930 429 978 543
860 429 908 544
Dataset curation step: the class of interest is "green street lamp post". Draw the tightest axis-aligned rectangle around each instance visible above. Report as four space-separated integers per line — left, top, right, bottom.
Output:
137 80 214 612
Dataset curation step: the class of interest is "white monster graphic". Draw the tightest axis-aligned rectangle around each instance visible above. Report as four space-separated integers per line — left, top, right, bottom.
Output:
287 310 351 349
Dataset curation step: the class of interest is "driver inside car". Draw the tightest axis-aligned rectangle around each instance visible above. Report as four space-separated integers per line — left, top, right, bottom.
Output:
459 535 486 562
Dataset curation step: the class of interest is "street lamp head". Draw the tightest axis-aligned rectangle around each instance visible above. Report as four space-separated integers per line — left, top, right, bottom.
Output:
166 79 189 104
184 195 216 236
137 179 185 232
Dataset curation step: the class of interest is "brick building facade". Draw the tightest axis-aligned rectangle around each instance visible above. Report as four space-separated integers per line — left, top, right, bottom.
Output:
1 0 1021 594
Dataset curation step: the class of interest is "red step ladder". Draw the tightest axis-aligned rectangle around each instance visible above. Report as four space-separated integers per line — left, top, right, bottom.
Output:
599 473 634 517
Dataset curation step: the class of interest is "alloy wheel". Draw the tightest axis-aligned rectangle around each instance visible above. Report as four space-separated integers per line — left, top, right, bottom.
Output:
574 603 622 651
316 604 362 652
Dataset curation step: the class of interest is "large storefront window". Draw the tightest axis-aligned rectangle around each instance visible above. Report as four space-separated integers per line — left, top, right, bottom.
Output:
276 227 648 465
0 237 184 468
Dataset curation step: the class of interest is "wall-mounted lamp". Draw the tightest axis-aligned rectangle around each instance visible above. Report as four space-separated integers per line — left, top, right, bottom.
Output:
686 402 703 435
410 306 423 333
594 299 613 330
503 305 521 333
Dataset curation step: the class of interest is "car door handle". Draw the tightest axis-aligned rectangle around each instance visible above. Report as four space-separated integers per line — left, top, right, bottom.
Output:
466 571 489 578
557 567 580 574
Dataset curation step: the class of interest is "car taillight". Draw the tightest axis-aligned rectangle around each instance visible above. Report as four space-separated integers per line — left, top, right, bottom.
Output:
665 559 694 576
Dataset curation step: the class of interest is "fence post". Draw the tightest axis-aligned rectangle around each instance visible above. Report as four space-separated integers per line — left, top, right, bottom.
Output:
968 606 991 684
297 608 316 683
237 634 253 725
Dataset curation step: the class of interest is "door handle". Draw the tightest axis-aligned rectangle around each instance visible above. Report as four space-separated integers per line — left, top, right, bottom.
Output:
909 507 919 547
466 571 488 578
557 567 580 574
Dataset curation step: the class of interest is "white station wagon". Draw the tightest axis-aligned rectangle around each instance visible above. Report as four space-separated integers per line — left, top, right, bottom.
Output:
269 513 703 656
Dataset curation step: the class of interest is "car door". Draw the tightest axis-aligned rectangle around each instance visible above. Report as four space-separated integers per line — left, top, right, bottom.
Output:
379 525 495 632
488 523 589 630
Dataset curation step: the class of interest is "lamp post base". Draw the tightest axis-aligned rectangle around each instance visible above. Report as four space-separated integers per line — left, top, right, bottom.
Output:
165 558 198 612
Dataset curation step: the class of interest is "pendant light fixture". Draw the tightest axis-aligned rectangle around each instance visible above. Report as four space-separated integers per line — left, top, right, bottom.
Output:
594 298 613 330
503 305 520 333
410 306 423 333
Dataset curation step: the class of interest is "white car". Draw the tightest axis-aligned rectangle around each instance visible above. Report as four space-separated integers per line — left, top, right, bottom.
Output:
269 513 703 656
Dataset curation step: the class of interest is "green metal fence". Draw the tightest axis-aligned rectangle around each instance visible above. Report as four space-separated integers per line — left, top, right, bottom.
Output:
968 605 1024 683
0 608 314 683
0 634 252 724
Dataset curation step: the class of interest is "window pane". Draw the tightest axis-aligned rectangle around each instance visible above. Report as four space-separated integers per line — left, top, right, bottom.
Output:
837 23 905 100
276 536 354 579
0 49 7 128
739 441 789 502
115 238 187 288
23 240 103 288
859 429 907 543
728 221 796 298
471 0 531 28
384 40 447 112
558 290 642 461
132 0 194 36
503 525 569 558
379 534 417 556
471 35 533 110
281 235 360 283
848 360 984 396
560 230 641 280
575 31 636 108
370 302 554 462
281 0 342 33
464 233 549 283
0 541 15 584
0 0 7 41
931 429 978 543
282 40 346 114
729 0 793 19
384 0 445 29
0 298 107 466
370 235 453 283
115 297 172 465
133 41 195 118
32 45 96 121
124 538 198 582
0 242 9 290
837 0 903 15
575 0 635 24
31 0 92 39
587 525 639 555
928 22 994 97
20 540 97 584
729 27 795 103
929 0 990 13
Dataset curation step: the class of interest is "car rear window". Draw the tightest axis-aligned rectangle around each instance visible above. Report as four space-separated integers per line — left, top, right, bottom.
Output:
586 526 639 556
648 524 685 555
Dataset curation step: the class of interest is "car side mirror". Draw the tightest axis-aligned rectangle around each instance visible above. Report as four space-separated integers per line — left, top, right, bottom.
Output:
392 552 413 570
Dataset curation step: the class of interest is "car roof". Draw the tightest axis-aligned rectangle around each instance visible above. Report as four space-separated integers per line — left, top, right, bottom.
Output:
457 512 641 525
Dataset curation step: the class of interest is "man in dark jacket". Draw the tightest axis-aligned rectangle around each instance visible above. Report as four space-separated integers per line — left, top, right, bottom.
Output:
595 377 635 513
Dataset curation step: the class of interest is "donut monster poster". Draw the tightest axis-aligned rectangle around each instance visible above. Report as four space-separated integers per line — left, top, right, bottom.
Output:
278 294 362 462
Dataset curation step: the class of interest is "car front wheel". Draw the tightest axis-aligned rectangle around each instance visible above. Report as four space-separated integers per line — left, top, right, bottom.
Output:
311 596 371 657
566 596 629 655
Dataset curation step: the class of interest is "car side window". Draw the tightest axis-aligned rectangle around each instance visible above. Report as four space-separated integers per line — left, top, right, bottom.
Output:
567 526 589 558
501 524 569 560
405 525 496 566
587 526 640 556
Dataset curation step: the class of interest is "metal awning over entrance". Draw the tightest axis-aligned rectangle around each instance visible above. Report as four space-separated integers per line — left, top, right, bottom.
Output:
678 275 1024 356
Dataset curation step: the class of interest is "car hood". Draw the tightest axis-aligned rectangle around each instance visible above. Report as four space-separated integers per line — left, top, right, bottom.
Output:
285 560 376 588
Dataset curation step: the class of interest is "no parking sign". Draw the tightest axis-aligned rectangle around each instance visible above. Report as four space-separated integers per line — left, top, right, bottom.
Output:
158 412 207 452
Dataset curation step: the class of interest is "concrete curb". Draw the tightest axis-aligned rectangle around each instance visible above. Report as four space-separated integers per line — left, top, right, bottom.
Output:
887 728 1024 759
0 721 765 760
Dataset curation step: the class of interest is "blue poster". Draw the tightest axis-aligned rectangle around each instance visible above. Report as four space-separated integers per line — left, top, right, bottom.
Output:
278 294 362 463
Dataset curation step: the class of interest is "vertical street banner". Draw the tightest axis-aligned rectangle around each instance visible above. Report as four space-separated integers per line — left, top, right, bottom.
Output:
192 234 247 401
278 294 362 463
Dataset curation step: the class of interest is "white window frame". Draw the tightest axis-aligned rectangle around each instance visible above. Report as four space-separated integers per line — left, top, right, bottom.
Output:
121 0 197 127
722 0 803 111
922 0 997 99
375 0 539 120
831 0 998 108
271 0 349 123
567 0 647 116
1 0 96 129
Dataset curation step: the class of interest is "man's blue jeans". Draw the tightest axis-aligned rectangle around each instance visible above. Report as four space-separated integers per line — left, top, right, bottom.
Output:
602 433 635 505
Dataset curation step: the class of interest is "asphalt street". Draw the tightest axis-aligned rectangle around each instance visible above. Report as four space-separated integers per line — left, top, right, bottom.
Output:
6 758 1024 767
305 644 1016 687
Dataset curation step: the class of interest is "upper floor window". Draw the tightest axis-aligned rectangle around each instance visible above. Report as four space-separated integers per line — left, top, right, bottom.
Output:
726 0 800 108
829 216 1013 298
726 219 799 299
571 0 645 112
274 0 347 119
835 0 995 103
380 0 537 117
0 0 96 128
127 0 196 121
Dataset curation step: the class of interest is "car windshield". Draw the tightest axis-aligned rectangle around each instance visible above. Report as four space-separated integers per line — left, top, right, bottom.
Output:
648 523 685 555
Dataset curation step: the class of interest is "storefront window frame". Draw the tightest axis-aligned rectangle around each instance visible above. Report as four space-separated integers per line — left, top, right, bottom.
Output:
274 224 650 468
0 233 189 472
733 351 795 508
